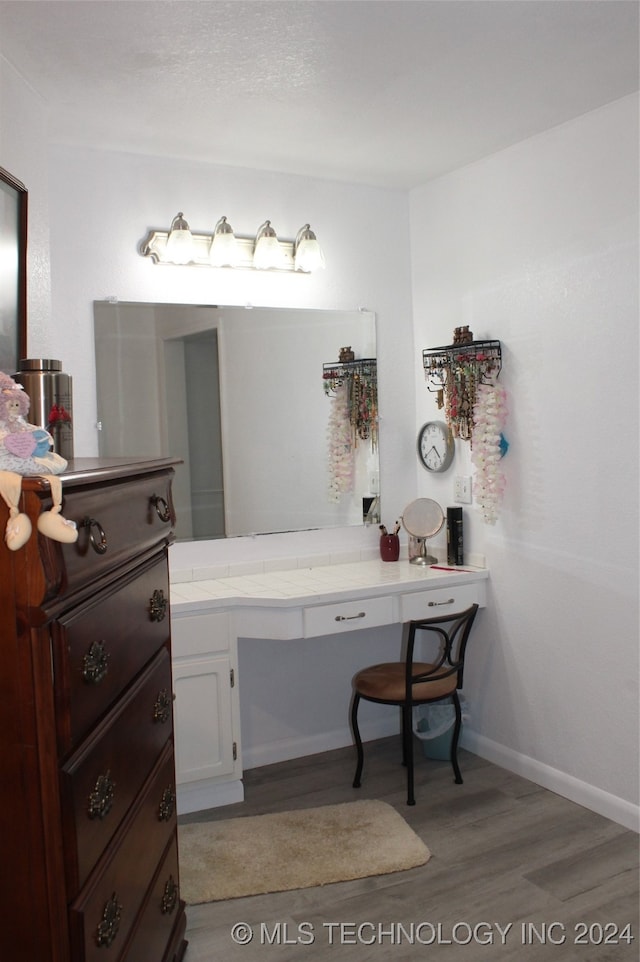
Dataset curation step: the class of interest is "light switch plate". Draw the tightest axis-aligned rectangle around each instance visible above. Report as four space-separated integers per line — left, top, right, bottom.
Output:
454 476 472 504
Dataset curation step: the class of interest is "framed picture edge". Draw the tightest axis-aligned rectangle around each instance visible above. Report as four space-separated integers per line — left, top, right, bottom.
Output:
0 164 28 369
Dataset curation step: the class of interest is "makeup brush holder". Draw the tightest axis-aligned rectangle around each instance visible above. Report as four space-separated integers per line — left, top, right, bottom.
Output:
379 533 400 562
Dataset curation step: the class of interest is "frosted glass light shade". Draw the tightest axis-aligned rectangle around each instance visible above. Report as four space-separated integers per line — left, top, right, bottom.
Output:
294 225 325 272
253 221 285 270
164 212 194 264
209 216 241 267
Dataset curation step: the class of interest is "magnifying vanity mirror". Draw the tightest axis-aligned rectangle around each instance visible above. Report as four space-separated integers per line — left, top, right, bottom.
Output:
402 498 444 565
93 302 378 541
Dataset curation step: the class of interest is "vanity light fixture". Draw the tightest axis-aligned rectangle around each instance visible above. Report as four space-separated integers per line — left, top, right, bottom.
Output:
164 212 194 265
208 216 241 267
140 213 325 272
294 224 325 272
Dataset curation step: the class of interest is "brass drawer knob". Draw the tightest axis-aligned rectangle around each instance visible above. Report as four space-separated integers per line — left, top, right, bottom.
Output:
152 689 172 724
158 786 176 822
88 771 115 820
82 640 109 685
161 876 178 915
149 588 168 622
95 892 122 947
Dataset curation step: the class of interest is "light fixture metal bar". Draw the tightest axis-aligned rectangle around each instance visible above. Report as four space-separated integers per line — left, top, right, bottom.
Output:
141 230 296 270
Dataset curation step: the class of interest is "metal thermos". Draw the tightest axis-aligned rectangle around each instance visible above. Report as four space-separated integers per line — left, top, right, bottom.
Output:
14 358 74 460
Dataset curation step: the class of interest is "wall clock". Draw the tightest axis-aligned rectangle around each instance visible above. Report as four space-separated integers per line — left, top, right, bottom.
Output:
417 420 455 473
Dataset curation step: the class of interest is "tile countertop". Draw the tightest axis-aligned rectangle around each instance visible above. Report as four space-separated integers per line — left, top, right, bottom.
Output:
169 559 489 613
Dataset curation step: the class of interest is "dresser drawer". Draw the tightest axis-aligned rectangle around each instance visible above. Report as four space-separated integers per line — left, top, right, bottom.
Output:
303 595 394 638
122 836 183 962
399 581 486 622
68 745 177 962
55 469 175 596
60 650 174 894
54 553 170 754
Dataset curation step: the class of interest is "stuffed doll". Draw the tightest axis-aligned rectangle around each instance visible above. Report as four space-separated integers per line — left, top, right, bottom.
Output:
0 371 67 474
0 371 77 550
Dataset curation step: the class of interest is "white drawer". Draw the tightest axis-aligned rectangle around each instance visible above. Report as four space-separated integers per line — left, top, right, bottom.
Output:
399 581 486 622
303 595 394 638
171 609 231 656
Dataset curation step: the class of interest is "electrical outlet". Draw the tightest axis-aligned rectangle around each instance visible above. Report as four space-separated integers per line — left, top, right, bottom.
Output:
454 476 472 504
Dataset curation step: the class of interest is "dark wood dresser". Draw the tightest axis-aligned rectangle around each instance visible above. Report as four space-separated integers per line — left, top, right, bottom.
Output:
0 458 187 962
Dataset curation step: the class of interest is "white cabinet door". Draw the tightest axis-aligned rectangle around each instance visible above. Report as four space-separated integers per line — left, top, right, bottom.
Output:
172 653 237 783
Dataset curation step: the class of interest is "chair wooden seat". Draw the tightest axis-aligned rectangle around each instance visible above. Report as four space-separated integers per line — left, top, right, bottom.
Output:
350 603 479 805
353 662 457 702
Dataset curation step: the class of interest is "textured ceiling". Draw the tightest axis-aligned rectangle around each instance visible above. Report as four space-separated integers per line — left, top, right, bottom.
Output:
1 0 638 188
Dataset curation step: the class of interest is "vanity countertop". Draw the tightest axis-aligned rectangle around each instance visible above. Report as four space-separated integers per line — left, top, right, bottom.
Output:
170 558 489 614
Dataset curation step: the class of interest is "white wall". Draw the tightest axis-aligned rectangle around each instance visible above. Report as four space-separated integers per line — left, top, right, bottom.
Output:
44 146 417 527
409 94 639 829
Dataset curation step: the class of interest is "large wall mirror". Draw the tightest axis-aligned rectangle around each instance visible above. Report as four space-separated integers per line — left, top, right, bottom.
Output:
94 302 378 541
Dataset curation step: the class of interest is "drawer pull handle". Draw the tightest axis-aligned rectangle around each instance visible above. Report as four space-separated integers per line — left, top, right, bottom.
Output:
95 892 122 947
158 786 176 822
428 598 455 607
151 494 172 523
161 875 179 915
149 588 168 622
88 771 115 820
153 688 172 724
335 612 366 622
83 640 109 685
81 517 108 555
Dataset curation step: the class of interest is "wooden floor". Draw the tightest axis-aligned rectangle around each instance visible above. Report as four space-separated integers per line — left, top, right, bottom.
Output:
180 738 639 961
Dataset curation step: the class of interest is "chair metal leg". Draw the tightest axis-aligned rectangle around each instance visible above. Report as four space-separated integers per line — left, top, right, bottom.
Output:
351 693 364 788
451 691 463 784
402 703 416 805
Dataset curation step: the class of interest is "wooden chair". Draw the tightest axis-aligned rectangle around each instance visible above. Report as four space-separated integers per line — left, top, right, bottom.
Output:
350 603 479 805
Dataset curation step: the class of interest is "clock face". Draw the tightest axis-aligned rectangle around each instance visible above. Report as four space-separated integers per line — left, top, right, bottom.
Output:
417 421 454 472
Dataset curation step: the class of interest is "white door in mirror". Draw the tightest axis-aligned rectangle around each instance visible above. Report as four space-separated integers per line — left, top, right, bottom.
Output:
417 421 455 472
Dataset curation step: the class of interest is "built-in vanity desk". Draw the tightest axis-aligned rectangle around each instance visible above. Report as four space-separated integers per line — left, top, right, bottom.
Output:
169 557 488 814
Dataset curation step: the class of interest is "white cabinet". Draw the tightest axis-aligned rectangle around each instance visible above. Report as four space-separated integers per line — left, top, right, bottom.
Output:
171 610 243 813
169 561 490 812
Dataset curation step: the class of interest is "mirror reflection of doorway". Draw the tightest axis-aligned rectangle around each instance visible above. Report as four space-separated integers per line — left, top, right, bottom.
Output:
166 329 225 540
94 302 225 541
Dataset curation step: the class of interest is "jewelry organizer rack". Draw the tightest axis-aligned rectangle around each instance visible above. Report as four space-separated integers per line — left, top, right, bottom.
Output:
422 338 502 439
322 357 377 392
322 357 378 444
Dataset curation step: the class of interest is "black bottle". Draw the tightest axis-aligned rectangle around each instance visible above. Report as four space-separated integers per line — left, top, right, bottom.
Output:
447 507 463 566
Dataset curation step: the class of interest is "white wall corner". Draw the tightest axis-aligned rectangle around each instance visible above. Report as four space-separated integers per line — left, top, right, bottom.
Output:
462 729 639 834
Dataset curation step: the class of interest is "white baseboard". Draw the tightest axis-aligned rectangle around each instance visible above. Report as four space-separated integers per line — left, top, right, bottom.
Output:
177 726 639 831
243 717 399 772
177 777 244 815
462 729 639 833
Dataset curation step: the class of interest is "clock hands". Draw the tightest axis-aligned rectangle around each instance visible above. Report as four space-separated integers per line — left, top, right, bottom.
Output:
425 444 442 468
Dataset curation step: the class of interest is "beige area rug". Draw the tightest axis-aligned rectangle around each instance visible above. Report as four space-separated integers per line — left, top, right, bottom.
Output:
178 799 431 903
